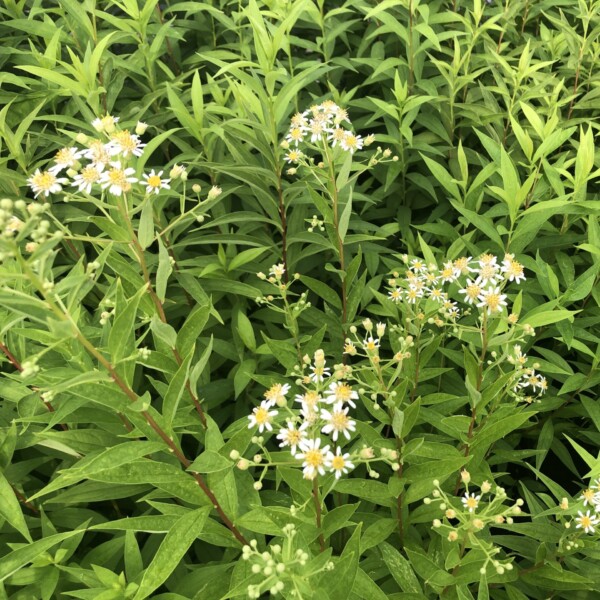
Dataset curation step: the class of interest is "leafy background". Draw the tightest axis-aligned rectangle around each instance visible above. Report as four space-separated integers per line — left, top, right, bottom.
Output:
0 0 599 598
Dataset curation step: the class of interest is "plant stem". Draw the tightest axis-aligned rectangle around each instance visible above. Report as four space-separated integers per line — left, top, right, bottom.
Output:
312 478 326 552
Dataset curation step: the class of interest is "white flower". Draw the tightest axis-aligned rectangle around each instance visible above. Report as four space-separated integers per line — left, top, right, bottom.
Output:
477 286 507 315
108 130 146 158
458 279 482 305
248 401 278 433
476 254 503 285
388 288 403 303
286 127 304 146
323 382 358 408
276 421 308 454
439 261 458 283
295 438 332 480
404 286 424 304
453 256 476 275
340 132 363 154
330 447 354 479
284 149 303 163
269 263 285 279
99 161 138 196
462 493 480 513
72 164 104 194
309 364 331 383
142 169 170 195
501 255 526 283
363 336 380 353
410 259 427 273
580 488 596 507
49 147 81 174
27 169 67 198
264 383 291 407
82 139 111 168
328 127 347 148
320 405 356 441
575 510 599 534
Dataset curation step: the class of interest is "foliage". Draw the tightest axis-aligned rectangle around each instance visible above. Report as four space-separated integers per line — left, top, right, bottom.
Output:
0 0 600 598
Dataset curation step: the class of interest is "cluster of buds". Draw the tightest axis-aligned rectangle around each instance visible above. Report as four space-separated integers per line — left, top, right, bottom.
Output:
307 214 325 233
20 358 40 379
423 472 523 574
241 524 333 599
255 265 308 321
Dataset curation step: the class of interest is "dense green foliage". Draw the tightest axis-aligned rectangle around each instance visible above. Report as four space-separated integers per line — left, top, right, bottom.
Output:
1 0 600 598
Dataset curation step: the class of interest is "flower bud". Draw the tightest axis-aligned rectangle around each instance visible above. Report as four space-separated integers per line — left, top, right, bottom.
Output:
135 121 148 135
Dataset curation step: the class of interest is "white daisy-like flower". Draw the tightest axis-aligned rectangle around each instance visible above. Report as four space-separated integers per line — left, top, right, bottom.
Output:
458 279 482 305
328 127 347 148
476 254 503 285
580 488 596 507
340 132 363 154
99 161 138 196
320 404 356 441
142 169 170 195
247 400 278 433
388 288 403 303
295 437 332 480
307 119 327 143
404 286 424 304
428 288 445 303
82 139 112 168
575 510 599 534
284 149 303 163
330 447 354 479
27 169 67 198
477 286 507 315
453 256 476 275
49 147 81 174
462 492 481 513
108 130 146 158
264 383 291 407
323 382 358 408
439 260 458 283
290 112 308 128
410 259 427 273
501 254 526 283
294 390 322 412
276 421 308 454
72 164 104 194
309 364 331 383
363 337 380 353
286 127 304 146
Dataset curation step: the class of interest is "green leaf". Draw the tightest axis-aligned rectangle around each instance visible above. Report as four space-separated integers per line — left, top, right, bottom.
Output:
134 507 210 599
138 201 155 250
163 349 194 427
380 541 422 593
108 282 147 364
0 472 32 541
176 303 211 358
188 450 232 474
156 237 173 303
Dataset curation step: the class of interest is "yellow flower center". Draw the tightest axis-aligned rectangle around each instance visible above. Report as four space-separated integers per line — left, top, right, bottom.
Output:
55 148 75 164
112 131 137 152
32 171 56 190
254 407 270 425
287 430 301 445
303 391 320 407
81 166 100 183
331 411 349 430
485 294 501 311
289 128 303 140
466 497 478 509
147 175 162 188
304 449 324 467
479 264 497 280
331 455 345 470
581 515 592 528
466 284 480 300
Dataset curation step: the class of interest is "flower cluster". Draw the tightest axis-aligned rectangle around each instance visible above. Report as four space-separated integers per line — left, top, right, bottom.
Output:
507 344 548 401
282 100 371 157
424 472 523 574
572 478 600 534
241 524 333 598
387 253 526 319
26 115 186 200
247 350 357 480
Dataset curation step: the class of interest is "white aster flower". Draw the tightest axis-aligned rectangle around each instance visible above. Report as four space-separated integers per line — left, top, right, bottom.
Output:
264 383 291 407
330 447 354 479
462 493 481 513
501 254 526 283
142 169 170 195
108 130 146 158
49 147 81 174
27 169 67 198
82 139 112 168
575 510 599 534
458 279 482 305
276 421 308 454
477 286 507 315
72 164 104 194
295 437 332 480
99 161 138 196
340 131 363 154
248 400 278 433
324 382 358 408
286 127 304 146
309 364 331 383
320 404 356 441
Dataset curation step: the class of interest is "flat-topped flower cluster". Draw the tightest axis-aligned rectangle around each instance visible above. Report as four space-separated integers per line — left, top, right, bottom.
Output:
387 253 525 318
27 115 184 200
248 349 357 480
282 100 373 163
